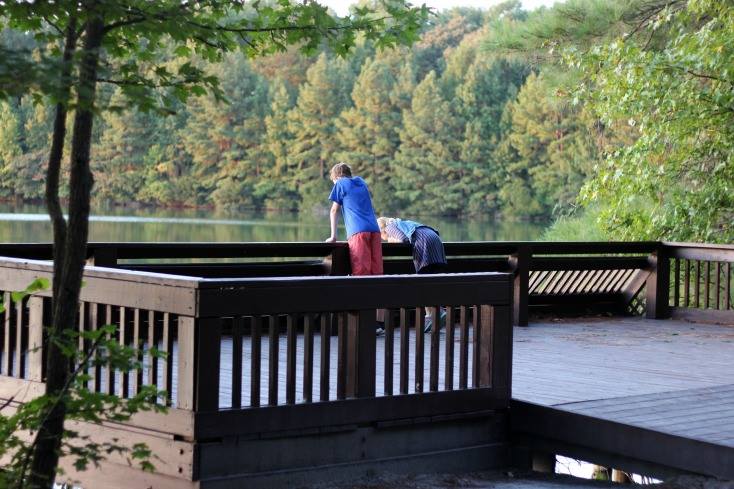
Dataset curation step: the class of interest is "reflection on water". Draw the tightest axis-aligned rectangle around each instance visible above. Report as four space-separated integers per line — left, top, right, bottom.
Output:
0 203 547 243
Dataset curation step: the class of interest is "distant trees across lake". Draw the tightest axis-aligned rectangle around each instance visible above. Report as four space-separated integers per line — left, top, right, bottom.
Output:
2 0 731 244
0 3 596 220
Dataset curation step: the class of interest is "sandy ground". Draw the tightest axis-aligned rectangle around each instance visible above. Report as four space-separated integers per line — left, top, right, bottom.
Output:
299 470 734 489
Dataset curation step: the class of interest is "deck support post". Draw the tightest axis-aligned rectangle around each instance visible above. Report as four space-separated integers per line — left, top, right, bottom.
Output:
509 246 530 326
532 452 556 473
646 245 671 319
612 469 632 483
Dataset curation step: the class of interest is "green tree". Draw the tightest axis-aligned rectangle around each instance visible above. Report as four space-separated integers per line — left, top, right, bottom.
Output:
394 70 465 215
0 101 23 197
336 49 414 210
183 54 271 209
93 89 157 203
287 53 354 211
496 72 597 219
260 77 299 209
572 0 734 242
0 1 428 485
456 57 530 214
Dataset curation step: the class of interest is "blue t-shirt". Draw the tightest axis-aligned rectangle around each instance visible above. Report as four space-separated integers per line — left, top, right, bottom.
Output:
328 176 380 239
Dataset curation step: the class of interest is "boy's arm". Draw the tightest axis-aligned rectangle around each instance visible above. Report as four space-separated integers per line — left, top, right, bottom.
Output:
325 202 341 243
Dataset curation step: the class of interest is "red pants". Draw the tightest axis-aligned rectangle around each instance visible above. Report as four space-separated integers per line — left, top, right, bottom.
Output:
347 232 383 275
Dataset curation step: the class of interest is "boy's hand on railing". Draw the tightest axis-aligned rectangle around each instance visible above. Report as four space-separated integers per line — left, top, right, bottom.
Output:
325 236 337 243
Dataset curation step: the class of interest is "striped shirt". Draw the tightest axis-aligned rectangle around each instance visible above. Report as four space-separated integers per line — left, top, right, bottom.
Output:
385 223 447 273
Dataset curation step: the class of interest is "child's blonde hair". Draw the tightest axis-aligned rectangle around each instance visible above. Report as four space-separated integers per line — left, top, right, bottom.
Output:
377 216 397 231
329 162 352 180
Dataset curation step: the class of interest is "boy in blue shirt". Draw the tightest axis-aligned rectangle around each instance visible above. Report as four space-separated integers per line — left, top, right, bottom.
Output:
324 162 383 276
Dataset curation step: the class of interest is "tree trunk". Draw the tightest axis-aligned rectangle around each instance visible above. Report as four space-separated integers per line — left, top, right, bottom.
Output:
29 9 105 487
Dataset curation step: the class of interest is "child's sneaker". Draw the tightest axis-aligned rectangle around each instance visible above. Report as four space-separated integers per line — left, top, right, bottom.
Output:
424 309 447 333
423 315 434 333
375 321 385 336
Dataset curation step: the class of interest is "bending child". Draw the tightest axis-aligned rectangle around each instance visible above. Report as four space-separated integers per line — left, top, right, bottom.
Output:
377 216 448 332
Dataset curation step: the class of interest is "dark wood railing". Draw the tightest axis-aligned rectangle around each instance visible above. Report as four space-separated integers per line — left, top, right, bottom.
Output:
0 254 513 486
662 242 734 324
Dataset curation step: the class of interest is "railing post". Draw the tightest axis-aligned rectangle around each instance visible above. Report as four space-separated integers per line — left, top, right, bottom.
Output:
177 316 222 411
646 245 671 319
489 304 513 401
324 245 351 276
195 317 222 411
345 309 375 398
509 245 530 326
86 246 117 267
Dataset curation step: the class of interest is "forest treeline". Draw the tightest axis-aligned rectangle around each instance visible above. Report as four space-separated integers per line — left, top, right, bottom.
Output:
0 1 598 219
1 0 731 242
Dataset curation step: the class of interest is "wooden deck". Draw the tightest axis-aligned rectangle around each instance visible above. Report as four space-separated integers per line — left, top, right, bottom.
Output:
511 317 734 480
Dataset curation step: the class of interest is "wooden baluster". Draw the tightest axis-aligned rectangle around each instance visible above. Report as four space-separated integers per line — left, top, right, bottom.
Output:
683 259 690 307
705 261 711 309
90 303 101 392
715 262 721 310
472 306 480 388
319 314 330 402
694 261 701 308
286 314 297 405
303 314 314 403
231 316 243 409
399 308 409 395
104 305 114 395
15 299 24 378
250 316 262 408
131 308 142 396
78 302 85 360
459 306 469 390
27 297 44 382
337 313 347 400
164 313 175 406
414 307 425 393
119 307 129 398
444 306 454 391
268 315 279 406
726 263 731 311
673 259 680 307
3 292 13 376
147 310 158 388
384 310 394 396
477 305 493 388
429 306 440 392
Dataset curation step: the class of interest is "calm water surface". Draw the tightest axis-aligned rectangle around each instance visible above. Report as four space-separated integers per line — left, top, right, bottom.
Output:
0 204 547 243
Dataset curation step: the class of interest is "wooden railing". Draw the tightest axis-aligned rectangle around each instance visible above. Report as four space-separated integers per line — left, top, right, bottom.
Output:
661 243 734 324
0 254 514 485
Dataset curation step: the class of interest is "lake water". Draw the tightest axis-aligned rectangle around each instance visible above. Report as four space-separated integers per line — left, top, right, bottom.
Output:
0 204 547 243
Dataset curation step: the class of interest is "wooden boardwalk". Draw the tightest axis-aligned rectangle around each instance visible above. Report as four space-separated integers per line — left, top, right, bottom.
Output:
511 317 734 480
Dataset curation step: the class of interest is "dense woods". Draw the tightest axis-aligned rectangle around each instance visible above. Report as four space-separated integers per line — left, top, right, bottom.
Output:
0 2 595 220
1 0 732 243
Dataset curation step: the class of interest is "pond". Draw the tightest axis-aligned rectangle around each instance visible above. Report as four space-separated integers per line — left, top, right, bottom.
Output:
0 204 548 243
